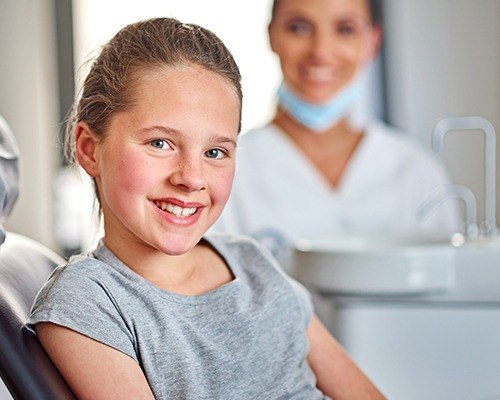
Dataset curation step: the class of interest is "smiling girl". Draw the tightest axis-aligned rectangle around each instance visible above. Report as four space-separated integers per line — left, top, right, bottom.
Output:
28 18 385 400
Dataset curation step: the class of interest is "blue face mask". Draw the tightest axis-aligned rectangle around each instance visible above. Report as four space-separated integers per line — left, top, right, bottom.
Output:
277 75 364 133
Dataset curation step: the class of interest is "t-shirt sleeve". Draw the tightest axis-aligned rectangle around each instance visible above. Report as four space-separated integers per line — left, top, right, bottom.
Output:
287 276 314 329
26 264 138 363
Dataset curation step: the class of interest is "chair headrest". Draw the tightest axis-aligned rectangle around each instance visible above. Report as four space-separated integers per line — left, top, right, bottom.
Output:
0 114 20 245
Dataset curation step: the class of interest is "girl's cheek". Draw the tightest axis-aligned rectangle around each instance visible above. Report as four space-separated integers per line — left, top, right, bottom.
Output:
216 170 236 201
117 155 156 190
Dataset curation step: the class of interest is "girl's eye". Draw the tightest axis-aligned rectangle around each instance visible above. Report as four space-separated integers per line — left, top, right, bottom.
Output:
149 139 170 150
205 148 226 160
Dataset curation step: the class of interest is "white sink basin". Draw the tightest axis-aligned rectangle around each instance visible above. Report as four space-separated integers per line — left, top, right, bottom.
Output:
292 236 500 299
292 237 456 296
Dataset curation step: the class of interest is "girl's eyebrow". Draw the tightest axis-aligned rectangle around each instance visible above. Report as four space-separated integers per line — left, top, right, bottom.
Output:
139 125 237 147
138 125 181 136
209 134 237 147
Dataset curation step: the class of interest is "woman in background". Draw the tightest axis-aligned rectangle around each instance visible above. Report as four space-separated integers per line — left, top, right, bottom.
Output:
215 0 459 253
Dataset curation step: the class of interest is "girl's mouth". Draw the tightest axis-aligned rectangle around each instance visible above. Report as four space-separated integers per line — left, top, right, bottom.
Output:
153 201 198 218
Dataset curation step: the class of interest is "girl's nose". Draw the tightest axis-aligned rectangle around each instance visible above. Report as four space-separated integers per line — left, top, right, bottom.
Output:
168 156 206 192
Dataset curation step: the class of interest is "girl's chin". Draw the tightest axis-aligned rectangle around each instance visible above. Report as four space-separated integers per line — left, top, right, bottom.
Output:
156 237 203 256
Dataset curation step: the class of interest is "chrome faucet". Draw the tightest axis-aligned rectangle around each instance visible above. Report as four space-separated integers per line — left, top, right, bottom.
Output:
416 184 479 240
432 116 497 238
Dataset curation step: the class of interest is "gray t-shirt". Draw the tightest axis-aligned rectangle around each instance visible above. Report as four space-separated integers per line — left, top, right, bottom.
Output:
28 234 329 399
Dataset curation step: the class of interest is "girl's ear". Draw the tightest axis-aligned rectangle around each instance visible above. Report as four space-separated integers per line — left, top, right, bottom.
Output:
75 122 100 177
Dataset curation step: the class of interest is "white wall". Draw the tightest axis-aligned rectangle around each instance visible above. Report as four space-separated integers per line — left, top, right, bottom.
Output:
72 0 278 135
0 0 60 250
383 0 500 226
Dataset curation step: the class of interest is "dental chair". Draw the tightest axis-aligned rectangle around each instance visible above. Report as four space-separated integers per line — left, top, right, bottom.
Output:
0 114 76 399
0 232 77 400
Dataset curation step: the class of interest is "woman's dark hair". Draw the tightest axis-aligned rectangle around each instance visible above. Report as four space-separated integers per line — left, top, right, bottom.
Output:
271 0 384 26
370 0 383 25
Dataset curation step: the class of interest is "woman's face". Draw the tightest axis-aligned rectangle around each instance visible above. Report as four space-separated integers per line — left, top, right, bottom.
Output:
269 0 381 104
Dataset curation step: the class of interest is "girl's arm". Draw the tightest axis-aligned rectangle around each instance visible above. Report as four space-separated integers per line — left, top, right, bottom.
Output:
37 322 156 400
306 314 387 400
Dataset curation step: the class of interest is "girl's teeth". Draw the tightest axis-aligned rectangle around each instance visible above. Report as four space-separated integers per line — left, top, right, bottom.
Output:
173 205 182 215
156 201 196 217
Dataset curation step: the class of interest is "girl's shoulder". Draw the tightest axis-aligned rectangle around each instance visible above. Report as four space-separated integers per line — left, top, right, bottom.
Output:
53 250 123 287
27 249 140 362
205 233 311 309
32 243 140 312
204 232 280 273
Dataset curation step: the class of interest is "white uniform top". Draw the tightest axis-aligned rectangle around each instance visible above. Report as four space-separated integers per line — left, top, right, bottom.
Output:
214 121 460 243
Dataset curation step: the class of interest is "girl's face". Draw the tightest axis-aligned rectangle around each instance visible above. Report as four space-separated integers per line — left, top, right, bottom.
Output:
78 65 240 257
269 0 380 103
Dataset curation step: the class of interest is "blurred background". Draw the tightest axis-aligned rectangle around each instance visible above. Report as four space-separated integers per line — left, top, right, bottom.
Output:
0 0 499 256
1 1 500 399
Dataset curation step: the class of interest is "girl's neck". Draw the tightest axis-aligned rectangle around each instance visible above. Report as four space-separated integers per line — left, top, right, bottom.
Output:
103 237 234 296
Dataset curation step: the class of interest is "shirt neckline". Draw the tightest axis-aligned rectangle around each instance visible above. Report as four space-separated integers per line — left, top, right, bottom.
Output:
92 235 241 306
